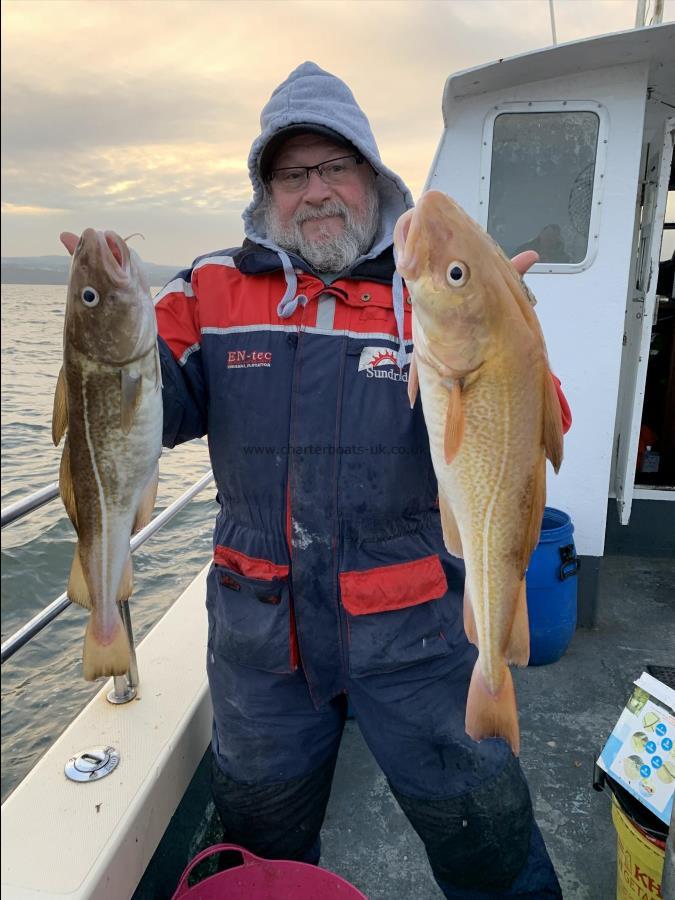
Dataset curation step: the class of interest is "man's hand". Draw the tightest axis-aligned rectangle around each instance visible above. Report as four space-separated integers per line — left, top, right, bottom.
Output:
511 250 539 276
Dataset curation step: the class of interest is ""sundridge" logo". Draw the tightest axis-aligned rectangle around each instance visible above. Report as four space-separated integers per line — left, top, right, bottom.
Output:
358 346 411 382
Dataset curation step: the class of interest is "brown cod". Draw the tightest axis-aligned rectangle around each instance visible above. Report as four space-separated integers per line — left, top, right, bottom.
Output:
394 191 564 754
52 229 163 680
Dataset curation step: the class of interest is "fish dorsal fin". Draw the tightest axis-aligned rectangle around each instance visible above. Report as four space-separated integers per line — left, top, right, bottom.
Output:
407 351 419 408
59 438 78 530
438 493 463 558
120 369 142 435
543 371 564 473
444 380 464 464
52 367 68 446
133 464 159 534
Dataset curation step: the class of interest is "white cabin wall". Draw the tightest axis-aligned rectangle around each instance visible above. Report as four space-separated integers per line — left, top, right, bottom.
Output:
427 63 649 556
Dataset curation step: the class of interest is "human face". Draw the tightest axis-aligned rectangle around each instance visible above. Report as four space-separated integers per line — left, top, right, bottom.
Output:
268 134 375 243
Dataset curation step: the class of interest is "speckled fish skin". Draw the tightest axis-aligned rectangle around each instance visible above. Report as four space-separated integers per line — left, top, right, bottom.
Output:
395 191 563 754
52 229 162 681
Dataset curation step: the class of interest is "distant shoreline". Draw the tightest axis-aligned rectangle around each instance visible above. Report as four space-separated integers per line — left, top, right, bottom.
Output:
1 257 180 286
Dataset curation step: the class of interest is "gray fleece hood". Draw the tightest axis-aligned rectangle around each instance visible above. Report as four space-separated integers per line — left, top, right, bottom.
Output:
243 62 413 366
243 61 413 263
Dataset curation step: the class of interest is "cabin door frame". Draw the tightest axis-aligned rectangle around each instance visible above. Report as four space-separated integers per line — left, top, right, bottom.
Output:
614 115 674 525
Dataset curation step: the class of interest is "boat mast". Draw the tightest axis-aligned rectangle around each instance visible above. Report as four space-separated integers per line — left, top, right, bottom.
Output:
548 0 557 44
635 0 647 26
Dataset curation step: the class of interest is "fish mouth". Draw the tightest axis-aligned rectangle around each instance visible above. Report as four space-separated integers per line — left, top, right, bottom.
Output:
395 191 456 287
101 230 131 285
77 228 130 287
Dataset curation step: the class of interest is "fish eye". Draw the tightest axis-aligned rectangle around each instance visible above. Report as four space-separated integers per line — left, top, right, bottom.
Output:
446 261 469 288
81 286 99 307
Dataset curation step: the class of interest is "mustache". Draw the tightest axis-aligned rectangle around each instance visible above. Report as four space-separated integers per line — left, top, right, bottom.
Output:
293 201 348 225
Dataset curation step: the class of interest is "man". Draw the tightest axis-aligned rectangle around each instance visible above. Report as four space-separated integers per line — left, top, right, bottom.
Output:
155 61 567 898
515 224 571 264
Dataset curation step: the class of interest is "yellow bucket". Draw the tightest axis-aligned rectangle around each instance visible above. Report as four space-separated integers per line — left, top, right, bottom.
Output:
612 797 666 900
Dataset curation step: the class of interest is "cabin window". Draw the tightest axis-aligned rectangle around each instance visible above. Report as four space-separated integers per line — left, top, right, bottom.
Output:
487 111 600 266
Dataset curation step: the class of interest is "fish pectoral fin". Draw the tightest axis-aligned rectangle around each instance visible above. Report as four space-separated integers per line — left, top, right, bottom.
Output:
543 371 564 473
443 380 464 464
133 465 159 534
120 369 143 435
505 579 530 666
466 661 520 756
438 494 463 558
82 612 130 681
51 367 68 446
59 439 78 529
407 351 419 408
463 589 478 646
68 547 92 610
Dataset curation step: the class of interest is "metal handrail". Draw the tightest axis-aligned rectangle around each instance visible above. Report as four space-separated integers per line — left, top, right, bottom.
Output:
1 482 60 528
1 470 214 664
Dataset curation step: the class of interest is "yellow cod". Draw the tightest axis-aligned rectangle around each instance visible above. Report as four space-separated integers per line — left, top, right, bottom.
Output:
52 229 163 680
394 191 564 754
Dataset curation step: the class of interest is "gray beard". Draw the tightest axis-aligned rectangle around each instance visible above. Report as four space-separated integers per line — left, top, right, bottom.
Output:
263 189 380 274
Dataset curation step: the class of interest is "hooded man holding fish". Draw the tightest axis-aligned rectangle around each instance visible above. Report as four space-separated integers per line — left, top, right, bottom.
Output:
153 62 570 897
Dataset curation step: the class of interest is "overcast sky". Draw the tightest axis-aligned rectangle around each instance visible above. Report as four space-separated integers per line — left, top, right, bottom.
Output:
2 0 674 267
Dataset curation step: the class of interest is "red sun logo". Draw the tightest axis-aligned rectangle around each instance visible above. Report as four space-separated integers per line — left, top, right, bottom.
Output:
371 349 398 368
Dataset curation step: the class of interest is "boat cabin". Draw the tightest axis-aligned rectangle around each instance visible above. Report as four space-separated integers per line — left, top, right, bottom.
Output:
427 22 675 619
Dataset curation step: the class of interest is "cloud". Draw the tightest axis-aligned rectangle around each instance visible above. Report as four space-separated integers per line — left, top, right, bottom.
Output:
2 0 673 260
2 201 68 216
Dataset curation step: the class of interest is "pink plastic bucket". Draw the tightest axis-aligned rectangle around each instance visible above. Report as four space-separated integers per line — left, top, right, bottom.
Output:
172 843 368 899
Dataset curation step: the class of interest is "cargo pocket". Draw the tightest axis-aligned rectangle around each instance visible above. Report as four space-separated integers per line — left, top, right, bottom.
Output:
208 545 292 674
339 555 452 676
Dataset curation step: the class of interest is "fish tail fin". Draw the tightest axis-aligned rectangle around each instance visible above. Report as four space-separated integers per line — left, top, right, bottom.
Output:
82 611 130 681
466 660 520 756
505 579 530 666
68 547 92 610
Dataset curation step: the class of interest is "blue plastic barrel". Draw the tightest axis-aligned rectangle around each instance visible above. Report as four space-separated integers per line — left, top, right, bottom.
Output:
525 507 579 666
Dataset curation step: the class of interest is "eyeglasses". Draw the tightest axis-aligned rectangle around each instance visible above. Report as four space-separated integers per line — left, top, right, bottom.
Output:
267 155 365 192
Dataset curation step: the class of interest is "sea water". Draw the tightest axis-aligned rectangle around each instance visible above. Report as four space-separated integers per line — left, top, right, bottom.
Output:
1 284 214 801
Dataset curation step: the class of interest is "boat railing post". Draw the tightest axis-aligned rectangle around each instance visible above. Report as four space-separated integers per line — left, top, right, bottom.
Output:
107 600 139 704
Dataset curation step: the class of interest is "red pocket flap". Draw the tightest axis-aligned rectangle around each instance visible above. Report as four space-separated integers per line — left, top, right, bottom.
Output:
214 545 289 581
339 555 448 616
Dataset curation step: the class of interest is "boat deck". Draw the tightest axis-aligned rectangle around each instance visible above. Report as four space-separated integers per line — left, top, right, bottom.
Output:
136 501 674 899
